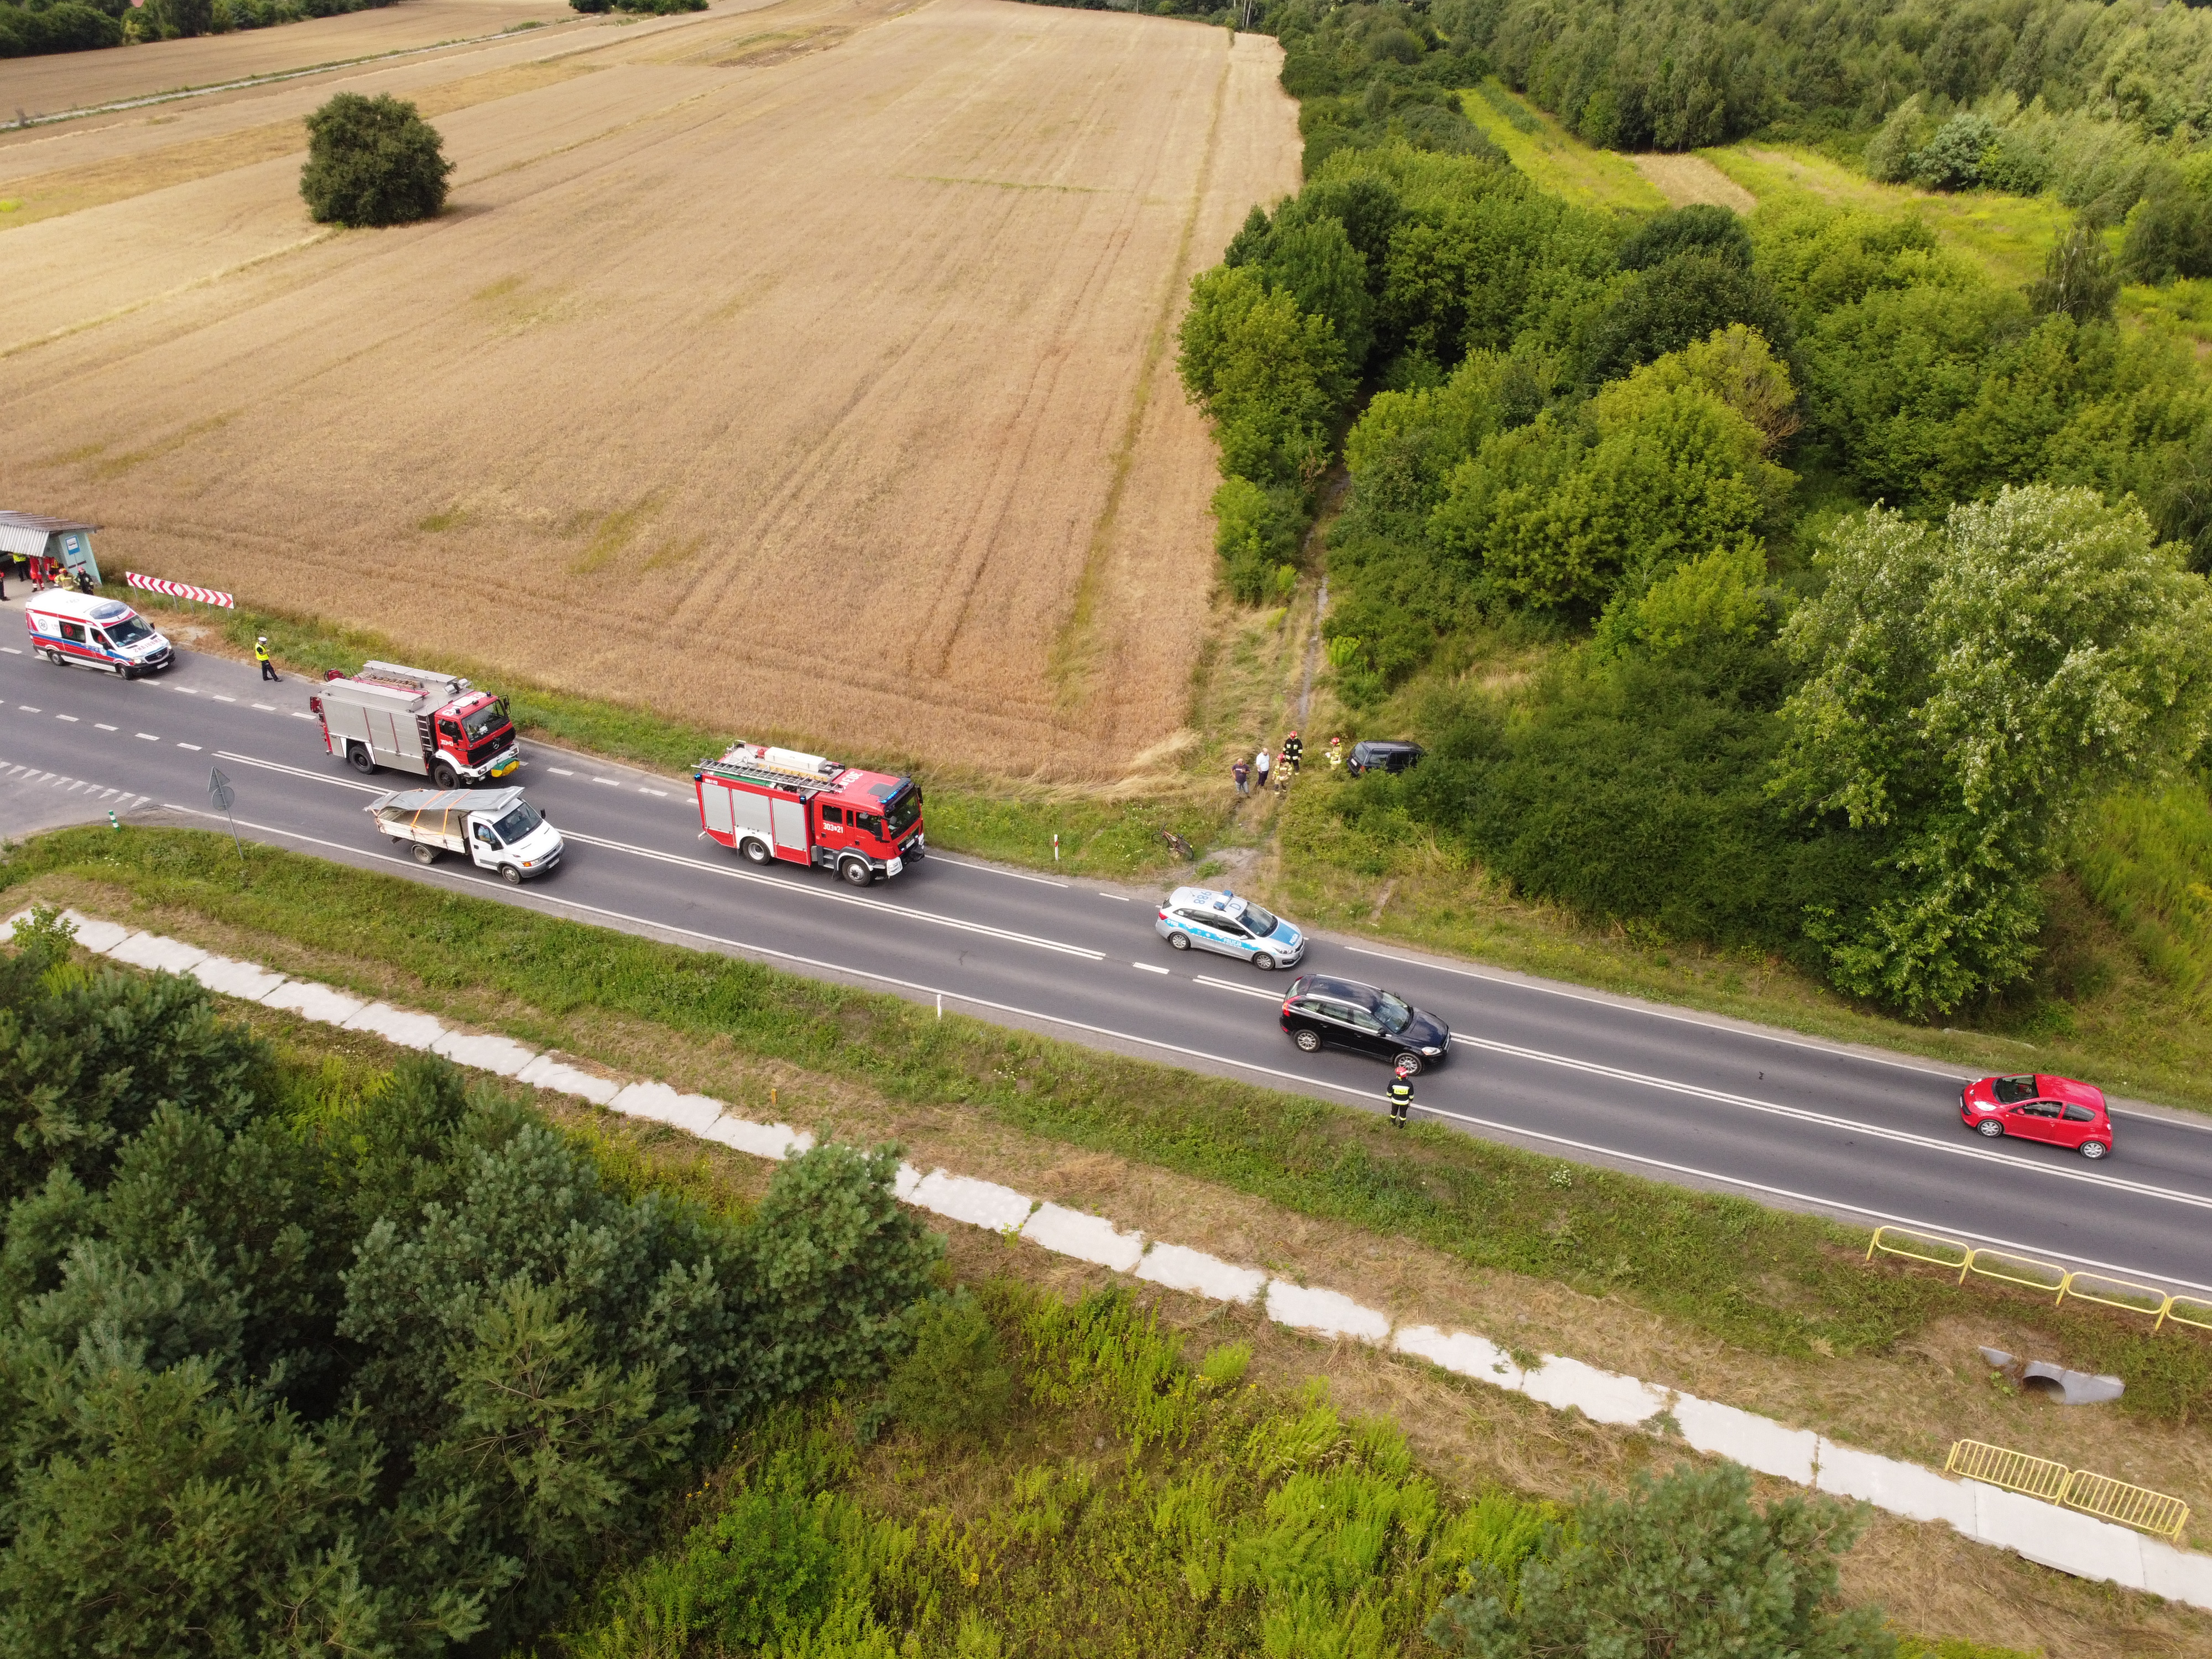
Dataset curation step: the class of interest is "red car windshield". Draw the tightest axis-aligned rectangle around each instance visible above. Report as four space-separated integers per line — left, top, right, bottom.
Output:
1991 1075 2038 1104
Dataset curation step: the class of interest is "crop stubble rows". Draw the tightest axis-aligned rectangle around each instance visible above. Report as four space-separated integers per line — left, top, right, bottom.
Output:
0 0 1299 776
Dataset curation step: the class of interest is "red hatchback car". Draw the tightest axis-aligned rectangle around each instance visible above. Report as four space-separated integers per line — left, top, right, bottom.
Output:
1960 1074 2113 1159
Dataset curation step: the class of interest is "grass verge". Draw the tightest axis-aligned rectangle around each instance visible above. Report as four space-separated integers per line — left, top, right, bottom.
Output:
118 587 1228 881
10 822 2211 1431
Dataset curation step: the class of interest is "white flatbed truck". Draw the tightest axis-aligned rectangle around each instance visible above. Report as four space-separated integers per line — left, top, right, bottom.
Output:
367 787 564 884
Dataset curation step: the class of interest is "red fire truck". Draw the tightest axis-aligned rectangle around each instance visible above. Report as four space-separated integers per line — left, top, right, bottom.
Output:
310 661 520 787
693 742 924 886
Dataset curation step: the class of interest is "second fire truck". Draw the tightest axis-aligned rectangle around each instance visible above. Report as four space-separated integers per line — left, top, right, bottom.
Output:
310 661 520 787
694 742 924 885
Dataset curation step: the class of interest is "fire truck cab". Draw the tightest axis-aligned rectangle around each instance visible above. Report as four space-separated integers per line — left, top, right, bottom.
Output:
694 742 924 886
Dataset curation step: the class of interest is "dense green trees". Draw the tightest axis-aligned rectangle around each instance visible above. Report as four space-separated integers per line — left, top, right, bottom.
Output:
0 0 397 57
1452 0 2212 160
1775 487 2212 1011
0 914 939 1656
301 93 453 228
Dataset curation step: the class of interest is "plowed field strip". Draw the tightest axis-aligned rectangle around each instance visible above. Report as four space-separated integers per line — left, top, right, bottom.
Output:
0 61 597 231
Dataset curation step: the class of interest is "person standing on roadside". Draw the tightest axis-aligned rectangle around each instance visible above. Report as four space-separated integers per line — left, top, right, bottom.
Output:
1233 757 1250 795
255 637 279 681
1387 1058 1415 1128
1254 746 1271 792
1283 732 1303 775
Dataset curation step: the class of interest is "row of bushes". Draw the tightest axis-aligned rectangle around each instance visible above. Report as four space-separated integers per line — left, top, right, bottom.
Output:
0 912 940 1656
562 1281 1937 1658
0 0 397 58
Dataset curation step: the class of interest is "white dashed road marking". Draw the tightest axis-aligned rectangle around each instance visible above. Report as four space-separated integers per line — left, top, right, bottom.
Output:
1134 962 1169 974
178 743 202 751
95 723 116 732
55 714 76 722
135 733 159 742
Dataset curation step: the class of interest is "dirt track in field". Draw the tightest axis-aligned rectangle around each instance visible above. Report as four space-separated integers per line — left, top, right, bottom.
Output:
0 0 1301 778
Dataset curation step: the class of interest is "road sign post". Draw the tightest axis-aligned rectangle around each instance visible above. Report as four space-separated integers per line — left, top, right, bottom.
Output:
208 766 246 879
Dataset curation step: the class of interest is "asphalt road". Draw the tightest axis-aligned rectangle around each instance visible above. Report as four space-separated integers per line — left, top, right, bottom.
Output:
6 632 2212 1297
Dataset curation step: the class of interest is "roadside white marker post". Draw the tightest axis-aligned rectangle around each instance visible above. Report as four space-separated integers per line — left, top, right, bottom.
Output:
1053 833 1059 864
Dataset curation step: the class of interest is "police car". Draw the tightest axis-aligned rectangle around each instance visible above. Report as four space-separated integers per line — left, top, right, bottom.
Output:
1155 886 1306 970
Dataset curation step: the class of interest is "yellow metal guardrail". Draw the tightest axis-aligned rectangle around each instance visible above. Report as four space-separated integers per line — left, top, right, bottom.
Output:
1947 1439 2191 1540
1866 1226 2207 1331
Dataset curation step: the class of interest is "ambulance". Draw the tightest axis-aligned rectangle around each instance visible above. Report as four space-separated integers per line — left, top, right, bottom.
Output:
24 591 175 679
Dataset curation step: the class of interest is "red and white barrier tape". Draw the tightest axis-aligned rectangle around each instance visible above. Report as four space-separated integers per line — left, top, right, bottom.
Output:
125 571 234 608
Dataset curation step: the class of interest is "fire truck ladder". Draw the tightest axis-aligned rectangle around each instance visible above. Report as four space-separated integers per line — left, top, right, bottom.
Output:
698 748 846 797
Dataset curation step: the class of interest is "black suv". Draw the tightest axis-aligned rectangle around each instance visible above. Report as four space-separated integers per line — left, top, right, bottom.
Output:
1279 974 1451 1073
1347 740 1424 776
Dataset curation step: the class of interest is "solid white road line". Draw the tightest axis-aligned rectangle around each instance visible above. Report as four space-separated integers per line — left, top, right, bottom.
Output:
1345 943 1971 1081
926 853 1070 889
1452 1029 2212 1213
1406 1099 2212 1300
214 750 383 794
556 828 1107 961
145 797 2212 1300
1098 891 1131 901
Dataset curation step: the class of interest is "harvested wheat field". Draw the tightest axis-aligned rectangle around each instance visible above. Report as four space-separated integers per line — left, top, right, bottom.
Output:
0 0 1300 777
0 0 580 119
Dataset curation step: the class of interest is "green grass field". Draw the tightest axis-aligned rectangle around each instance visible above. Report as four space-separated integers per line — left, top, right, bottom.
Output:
1459 80 1666 211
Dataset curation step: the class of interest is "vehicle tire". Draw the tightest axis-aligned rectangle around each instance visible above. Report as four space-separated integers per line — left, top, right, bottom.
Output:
1167 932 1191 951
1975 1117 2005 1138
409 843 437 866
2080 1139 2110 1160
1292 1028 1322 1053
740 838 770 864
1250 952 1275 972
1393 1052 1424 1076
41 649 61 667
499 864 523 886
347 744 376 775
430 761 458 789
120 664 139 681
841 857 874 888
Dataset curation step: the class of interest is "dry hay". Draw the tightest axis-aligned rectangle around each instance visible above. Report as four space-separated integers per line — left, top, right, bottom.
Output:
0 0 1300 780
1631 150 1756 213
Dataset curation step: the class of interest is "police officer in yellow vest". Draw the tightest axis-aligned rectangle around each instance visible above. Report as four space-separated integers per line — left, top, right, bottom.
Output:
1387 1059 1415 1128
255 637 278 681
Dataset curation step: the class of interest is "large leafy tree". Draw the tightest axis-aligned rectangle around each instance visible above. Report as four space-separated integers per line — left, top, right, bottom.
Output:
1775 484 2212 1013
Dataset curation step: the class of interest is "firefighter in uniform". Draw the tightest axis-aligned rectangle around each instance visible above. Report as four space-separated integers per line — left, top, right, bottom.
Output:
1283 732 1303 775
255 637 278 681
1387 1059 1415 1128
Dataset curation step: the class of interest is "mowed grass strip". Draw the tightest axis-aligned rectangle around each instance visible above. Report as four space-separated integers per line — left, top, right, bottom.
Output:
0 60 595 233
11 822 2210 1425
1458 80 1665 211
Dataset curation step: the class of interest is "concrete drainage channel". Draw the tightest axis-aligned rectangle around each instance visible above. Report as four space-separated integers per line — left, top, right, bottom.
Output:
19 903 2212 1612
